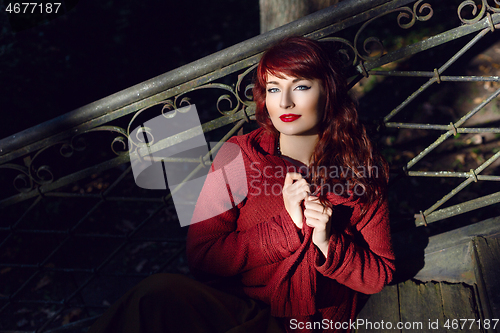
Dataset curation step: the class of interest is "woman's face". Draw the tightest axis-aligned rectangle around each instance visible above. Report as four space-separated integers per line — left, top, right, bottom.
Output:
265 73 325 137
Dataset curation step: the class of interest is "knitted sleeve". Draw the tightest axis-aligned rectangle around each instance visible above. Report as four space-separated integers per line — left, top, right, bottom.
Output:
186 138 302 277
314 198 395 294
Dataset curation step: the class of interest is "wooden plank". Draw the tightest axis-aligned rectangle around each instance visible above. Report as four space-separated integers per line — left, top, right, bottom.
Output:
473 236 500 332
357 284 400 333
357 280 485 332
440 282 483 333
399 280 444 332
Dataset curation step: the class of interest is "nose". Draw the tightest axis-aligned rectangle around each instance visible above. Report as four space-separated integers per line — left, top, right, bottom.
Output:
279 90 294 109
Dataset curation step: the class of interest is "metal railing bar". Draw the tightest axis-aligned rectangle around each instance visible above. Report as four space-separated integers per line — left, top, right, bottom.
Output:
307 0 416 39
133 105 253 168
0 264 93 272
0 264 178 276
201 107 255 135
0 166 132 318
38 120 248 327
41 192 165 202
385 123 500 133
155 244 186 273
31 139 197 330
0 316 105 333
415 191 500 227
138 157 210 164
0 154 129 208
454 88 500 129
135 107 253 163
33 173 156 332
2 139 188 329
407 171 500 181
32 202 169 332
0 196 42 250
405 132 453 169
2 110 248 209
383 26 492 123
0 0 392 159
422 150 500 216
0 230 186 241
383 78 435 123
43 316 101 333
165 118 248 200
1 299 62 305
0 229 68 234
405 80 500 170
39 193 195 206
0 107 250 209
135 114 244 159
0 54 258 166
366 13 500 73
431 29 490 75
370 71 500 82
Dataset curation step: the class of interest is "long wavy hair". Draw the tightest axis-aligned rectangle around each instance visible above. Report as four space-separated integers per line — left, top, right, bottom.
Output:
253 36 389 213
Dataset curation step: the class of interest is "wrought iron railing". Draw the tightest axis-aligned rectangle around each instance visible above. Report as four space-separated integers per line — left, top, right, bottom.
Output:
1 0 500 331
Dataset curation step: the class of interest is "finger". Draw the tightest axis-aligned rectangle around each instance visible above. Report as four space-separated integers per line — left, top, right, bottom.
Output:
291 179 310 193
304 208 326 220
304 200 325 212
284 173 293 187
305 198 332 215
285 172 303 187
287 172 304 180
284 182 308 196
305 217 326 229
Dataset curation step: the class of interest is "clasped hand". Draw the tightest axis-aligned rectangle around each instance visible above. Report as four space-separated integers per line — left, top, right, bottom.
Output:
283 172 332 258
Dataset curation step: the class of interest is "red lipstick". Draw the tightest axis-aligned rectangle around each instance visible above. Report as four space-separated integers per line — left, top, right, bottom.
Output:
279 114 301 122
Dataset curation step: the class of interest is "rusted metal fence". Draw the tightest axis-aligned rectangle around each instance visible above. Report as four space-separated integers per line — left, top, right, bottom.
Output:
1 0 499 331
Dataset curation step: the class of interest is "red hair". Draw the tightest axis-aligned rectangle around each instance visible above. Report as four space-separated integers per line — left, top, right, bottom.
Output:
253 36 389 213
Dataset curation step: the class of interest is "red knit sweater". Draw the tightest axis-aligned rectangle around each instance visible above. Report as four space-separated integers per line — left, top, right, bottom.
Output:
187 128 395 332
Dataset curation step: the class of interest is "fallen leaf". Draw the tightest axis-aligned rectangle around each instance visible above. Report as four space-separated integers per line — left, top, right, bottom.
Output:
468 134 483 145
402 151 416 159
455 154 466 165
33 275 52 291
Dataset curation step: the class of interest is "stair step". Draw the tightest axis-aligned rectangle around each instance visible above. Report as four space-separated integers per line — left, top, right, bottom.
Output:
357 280 483 333
472 236 500 328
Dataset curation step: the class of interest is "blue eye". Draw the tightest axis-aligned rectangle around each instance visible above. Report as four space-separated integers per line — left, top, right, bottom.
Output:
296 85 311 91
267 88 279 93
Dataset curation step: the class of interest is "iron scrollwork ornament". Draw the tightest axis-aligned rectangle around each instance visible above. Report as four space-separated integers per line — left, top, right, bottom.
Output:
458 0 500 25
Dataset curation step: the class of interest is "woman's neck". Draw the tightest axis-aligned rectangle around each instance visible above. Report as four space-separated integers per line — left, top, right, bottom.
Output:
279 134 319 166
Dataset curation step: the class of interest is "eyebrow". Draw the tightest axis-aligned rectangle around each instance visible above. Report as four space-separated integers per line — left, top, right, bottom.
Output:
266 78 307 85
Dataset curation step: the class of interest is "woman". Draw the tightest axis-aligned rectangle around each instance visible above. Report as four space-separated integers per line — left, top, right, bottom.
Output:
89 36 394 333
186 36 394 332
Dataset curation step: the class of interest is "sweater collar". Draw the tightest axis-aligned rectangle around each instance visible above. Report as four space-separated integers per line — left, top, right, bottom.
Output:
247 128 356 205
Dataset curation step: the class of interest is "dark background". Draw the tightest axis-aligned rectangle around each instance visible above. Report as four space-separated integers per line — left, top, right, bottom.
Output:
0 0 260 139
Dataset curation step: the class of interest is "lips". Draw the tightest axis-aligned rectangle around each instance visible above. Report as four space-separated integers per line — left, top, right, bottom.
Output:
279 114 301 122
